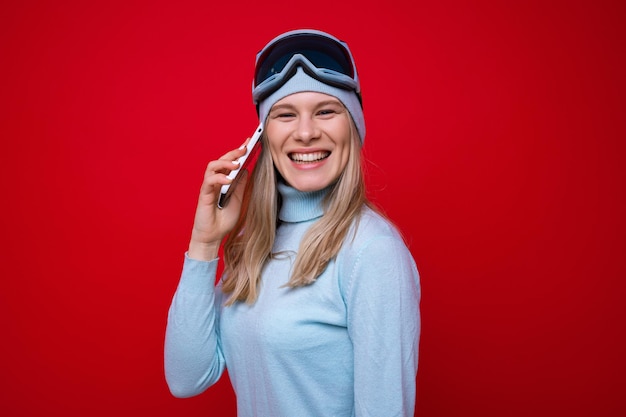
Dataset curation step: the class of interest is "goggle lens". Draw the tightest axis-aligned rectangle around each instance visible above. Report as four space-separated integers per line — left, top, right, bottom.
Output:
254 34 355 87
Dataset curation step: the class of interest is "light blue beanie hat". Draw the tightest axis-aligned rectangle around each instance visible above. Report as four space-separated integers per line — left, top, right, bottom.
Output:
258 67 366 143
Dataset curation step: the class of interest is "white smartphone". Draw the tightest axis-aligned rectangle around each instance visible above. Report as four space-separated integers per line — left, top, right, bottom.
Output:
217 123 264 209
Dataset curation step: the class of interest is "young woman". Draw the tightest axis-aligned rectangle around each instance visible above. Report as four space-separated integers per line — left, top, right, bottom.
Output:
165 29 421 417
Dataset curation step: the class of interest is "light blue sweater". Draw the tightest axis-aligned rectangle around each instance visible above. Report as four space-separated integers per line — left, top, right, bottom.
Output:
165 182 421 416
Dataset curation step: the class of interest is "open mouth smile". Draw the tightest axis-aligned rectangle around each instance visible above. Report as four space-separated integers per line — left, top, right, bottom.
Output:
288 151 331 164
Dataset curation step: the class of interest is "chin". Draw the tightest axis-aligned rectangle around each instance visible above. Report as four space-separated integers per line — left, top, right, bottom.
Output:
288 178 332 193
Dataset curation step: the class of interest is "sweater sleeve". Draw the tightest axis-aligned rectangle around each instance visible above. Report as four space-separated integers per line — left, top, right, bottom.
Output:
343 234 421 417
164 253 227 398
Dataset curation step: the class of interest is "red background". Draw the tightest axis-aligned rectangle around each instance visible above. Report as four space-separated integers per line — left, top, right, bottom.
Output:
1 1 624 416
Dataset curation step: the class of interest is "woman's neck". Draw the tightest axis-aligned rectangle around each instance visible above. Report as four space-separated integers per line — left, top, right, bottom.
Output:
277 180 330 223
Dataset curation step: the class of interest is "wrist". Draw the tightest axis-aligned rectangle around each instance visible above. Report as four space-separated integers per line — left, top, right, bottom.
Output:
188 240 220 261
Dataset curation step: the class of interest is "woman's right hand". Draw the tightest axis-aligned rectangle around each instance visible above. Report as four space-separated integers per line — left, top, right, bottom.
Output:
188 144 249 261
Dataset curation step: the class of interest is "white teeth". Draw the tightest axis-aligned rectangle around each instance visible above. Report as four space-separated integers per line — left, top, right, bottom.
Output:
289 152 330 162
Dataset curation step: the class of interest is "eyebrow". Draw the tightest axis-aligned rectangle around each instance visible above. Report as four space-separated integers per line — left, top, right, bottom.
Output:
315 100 344 108
270 100 344 113
270 103 296 112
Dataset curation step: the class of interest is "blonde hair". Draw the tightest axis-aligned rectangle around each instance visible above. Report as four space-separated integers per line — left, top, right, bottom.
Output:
222 121 371 305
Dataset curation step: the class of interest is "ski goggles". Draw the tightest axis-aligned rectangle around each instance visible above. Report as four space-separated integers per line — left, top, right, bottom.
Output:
252 29 361 106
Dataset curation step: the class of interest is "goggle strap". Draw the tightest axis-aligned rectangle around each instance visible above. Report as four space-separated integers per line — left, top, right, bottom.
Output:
253 54 360 105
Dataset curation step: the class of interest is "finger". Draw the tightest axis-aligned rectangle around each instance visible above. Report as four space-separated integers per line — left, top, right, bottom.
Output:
240 136 252 148
199 169 235 195
218 143 248 163
205 159 240 177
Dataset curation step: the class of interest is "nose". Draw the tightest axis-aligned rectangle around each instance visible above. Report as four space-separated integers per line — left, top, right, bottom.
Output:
293 115 320 144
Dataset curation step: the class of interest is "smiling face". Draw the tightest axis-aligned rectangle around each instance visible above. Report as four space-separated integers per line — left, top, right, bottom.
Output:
265 91 353 192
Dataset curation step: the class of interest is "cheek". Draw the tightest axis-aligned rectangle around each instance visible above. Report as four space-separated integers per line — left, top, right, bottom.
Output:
337 127 353 164
266 143 287 177
264 125 283 158
337 150 350 175
267 143 281 166
263 134 280 160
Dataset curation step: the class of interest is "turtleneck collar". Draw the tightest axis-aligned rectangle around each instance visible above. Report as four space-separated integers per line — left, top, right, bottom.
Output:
277 180 330 223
